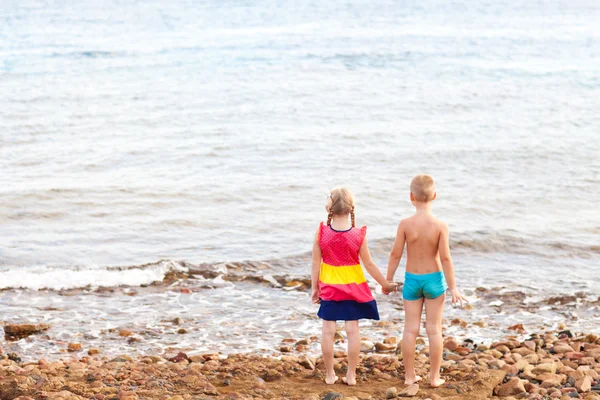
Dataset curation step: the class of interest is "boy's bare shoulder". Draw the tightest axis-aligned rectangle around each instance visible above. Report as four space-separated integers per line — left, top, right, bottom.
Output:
398 216 413 228
432 216 449 232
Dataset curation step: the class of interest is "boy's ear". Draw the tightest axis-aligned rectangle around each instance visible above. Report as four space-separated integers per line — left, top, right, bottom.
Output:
410 192 415 202
432 192 437 201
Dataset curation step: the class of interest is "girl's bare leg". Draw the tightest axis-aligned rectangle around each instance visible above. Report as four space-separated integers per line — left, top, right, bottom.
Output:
425 294 446 387
402 298 424 384
344 320 359 385
321 320 338 384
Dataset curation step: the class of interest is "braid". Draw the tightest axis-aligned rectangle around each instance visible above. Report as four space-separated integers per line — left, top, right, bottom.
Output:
350 205 355 227
327 211 333 226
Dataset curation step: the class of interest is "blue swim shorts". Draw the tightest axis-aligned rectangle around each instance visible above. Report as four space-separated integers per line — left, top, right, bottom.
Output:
402 271 448 301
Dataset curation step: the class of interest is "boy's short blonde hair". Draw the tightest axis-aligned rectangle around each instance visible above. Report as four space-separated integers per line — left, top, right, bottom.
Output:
410 174 435 202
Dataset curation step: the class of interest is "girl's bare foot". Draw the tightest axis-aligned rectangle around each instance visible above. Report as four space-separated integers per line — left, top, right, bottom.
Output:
430 377 445 388
404 375 422 385
325 375 338 385
342 375 357 386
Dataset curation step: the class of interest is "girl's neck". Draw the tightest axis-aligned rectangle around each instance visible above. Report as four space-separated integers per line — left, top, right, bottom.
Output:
330 214 351 231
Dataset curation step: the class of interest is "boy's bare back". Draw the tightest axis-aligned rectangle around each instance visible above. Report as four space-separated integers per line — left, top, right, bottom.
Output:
400 212 449 274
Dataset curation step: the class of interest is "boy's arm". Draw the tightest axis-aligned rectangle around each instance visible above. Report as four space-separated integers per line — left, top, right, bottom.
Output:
386 220 406 281
359 237 397 293
438 221 468 306
311 227 322 303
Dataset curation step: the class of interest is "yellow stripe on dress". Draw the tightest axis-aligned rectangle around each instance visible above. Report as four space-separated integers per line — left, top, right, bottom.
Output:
319 262 367 285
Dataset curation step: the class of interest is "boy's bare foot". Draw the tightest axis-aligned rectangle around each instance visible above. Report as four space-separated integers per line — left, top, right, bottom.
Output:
342 375 356 386
404 375 422 385
430 377 445 388
325 375 338 385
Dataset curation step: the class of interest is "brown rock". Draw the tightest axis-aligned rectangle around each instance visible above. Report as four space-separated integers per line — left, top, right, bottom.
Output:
88 348 100 355
399 383 419 397
167 352 189 363
565 352 585 359
67 343 82 352
279 346 292 353
444 338 459 351
553 343 575 354
385 387 398 399
532 363 557 374
375 342 397 352
496 377 526 396
118 330 133 337
4 323 50 340
575 376 592 393
384 337 398 345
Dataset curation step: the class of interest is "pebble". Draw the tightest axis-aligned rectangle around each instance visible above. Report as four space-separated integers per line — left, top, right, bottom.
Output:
385 387 397 399
323 392 345 400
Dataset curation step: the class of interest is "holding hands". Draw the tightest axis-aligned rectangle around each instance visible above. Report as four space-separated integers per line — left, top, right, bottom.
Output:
381 281 398 295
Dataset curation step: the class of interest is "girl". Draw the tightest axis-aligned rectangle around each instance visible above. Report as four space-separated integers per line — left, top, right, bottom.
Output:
311 187 397 385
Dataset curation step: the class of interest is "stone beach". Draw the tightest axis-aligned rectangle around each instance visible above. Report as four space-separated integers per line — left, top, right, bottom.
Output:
2 325 600 399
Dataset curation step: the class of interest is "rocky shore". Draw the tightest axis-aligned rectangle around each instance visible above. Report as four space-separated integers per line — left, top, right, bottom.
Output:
1 327 600 400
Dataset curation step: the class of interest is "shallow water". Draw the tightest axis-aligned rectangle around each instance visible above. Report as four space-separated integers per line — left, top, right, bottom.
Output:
1 0 599 359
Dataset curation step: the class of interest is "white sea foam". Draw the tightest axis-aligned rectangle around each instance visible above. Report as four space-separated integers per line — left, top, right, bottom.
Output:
0 260 188 291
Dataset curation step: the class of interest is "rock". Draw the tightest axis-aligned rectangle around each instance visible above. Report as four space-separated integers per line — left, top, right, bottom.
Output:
4 323 50 340
515 359 529 371
177 328 188 334
496 377 527 396
67 343 82 352
355 392 373 400
279 346 292 353
375 342 397 352
488 359 506 369
386 387 398 398
532 363 557 374
384 337 398 345
399 384 419 397
88 348 100 355
575 376 592 393
444 338 459 351
167 352 189 363
360 340 374 352
553 344 575 354
539 373 565 388
323 392 344 400
118 330 133 337
298 355 315 370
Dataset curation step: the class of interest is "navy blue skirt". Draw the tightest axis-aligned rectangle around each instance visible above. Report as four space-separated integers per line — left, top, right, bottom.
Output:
318 299 380 321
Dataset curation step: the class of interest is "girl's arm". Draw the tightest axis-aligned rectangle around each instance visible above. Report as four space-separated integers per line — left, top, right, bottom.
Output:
311 227 322 303
438 222 467 306
386 220 406 281
359 236 397 293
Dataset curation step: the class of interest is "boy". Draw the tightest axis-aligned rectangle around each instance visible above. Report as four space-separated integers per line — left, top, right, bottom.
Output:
385 174 467 388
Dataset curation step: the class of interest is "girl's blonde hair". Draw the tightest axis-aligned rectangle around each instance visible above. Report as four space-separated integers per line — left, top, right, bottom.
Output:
327 187 355 227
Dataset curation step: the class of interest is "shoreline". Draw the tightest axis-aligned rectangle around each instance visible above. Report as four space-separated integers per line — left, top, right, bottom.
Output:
1 329 599 400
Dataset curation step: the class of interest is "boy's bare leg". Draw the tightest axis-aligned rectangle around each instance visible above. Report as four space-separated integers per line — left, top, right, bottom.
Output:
402 298 424 384
321 320 338 384
425 294 446 387
343 320 359 385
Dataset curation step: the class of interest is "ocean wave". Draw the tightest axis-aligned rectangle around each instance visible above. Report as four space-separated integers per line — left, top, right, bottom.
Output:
0 260 188 291
1 231 597 291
